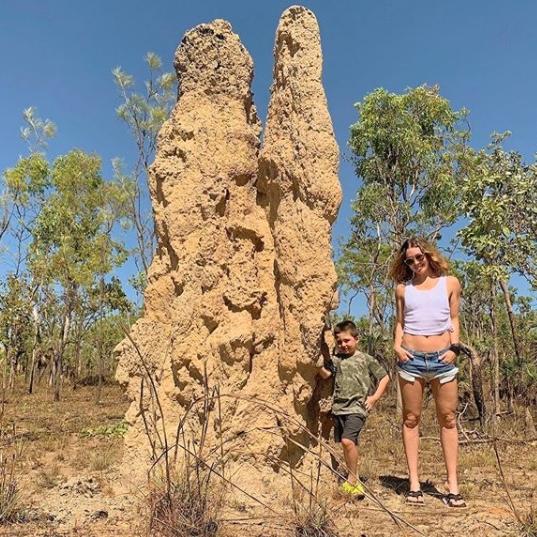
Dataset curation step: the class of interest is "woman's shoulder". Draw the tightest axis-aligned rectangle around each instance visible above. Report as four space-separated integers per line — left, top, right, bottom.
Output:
445 275 461 292
445 275 461 285
395 282 406 296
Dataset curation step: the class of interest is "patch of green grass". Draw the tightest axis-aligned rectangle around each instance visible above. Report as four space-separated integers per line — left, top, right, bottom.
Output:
80 420 128 438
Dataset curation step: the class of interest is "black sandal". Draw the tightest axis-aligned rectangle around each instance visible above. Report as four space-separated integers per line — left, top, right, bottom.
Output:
443 493 466 508
406 490 424 505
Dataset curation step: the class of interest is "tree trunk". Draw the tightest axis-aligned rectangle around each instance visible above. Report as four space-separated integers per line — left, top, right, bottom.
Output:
75 337 82 382
95 276 105 405
27 305 40 395
460 342 486 427
489 284 500 419
54 311 70 402
498 279 521 362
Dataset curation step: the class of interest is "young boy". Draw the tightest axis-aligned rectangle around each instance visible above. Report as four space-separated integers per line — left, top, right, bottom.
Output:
318 320 390 498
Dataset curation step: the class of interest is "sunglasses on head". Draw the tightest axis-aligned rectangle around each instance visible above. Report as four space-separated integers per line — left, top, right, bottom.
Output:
404 253 425 266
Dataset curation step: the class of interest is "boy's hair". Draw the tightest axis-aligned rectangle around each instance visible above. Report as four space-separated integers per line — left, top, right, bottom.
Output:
333 320 359 338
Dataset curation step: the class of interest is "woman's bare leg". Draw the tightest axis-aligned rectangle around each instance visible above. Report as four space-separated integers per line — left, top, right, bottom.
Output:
431 378 463 504
399 375 425 496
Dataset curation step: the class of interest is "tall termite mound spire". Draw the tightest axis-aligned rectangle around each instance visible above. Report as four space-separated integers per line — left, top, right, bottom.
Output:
115 18 278 479
259 5 342 441
116 6 341 487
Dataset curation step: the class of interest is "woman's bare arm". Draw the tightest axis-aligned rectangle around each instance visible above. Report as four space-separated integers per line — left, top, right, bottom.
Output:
394 283 412 361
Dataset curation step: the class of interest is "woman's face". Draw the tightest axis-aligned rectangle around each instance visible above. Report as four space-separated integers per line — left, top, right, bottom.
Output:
404 246 429 276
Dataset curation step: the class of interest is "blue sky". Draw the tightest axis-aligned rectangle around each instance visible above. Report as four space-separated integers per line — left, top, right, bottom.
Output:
1 0 536 313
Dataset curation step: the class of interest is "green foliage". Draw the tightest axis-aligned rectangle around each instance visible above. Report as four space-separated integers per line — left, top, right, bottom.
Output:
29 150 128 288
81 420 128 438
349 85 470 239
3 153 49 205
19 106 56 152
459 132 537 287
112 52 176 294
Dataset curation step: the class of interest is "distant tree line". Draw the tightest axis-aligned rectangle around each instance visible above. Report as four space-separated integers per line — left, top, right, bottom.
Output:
0 53 174 402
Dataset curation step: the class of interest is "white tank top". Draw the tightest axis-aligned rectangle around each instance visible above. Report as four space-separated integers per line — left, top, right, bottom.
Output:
403 276 452 335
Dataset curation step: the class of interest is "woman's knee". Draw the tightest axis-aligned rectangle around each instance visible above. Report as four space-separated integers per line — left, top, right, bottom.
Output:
438 411 457 429
340 438 355 449
403 412 421 429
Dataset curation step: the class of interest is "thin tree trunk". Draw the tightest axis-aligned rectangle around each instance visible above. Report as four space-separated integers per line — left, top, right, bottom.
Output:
460 342 486 427
27 305 40 395
489 284 500 419
95 276 105 405
498 279 521 362
73 335 82 390
54 311 70 402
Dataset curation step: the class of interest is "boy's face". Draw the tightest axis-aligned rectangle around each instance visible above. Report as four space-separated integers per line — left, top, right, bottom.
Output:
335 330 358 356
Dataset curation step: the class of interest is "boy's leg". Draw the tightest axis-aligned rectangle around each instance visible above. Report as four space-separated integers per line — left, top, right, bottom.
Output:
341 438 359 484
399 375 425 495
339 414 364 485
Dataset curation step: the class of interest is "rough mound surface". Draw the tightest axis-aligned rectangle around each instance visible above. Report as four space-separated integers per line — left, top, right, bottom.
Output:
116 6 341 487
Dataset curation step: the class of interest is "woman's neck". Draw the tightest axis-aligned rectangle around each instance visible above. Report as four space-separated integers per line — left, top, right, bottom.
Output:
412 272 435 285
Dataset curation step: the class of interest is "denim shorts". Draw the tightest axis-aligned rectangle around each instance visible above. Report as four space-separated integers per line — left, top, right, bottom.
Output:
397 347 458 384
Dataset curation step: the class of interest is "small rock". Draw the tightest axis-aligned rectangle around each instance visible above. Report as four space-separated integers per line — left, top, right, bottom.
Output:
90 510 108 521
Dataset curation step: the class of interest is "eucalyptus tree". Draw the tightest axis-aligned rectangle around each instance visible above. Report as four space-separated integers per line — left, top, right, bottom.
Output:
1 109 56 393
112 52 175 298
339 85 472 345
29 150 130 401
459 133 537 364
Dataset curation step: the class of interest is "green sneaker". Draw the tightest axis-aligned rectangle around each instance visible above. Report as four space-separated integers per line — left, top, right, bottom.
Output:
340 481 365 499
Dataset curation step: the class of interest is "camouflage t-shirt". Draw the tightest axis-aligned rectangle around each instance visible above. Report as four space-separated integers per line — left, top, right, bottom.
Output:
331 351 387 417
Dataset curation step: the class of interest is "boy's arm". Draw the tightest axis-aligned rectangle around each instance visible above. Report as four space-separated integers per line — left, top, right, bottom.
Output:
365 374 390 411
317 324 335 379
318 366 333 380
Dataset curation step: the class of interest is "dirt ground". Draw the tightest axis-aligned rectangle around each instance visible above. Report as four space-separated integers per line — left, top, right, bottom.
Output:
0 380 535 537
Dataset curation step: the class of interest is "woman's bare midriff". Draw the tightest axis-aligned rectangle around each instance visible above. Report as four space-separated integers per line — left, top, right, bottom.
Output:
402 332 451 352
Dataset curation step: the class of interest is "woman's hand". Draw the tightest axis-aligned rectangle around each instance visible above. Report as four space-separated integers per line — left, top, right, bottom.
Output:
394 346 413 363
440 350 457 364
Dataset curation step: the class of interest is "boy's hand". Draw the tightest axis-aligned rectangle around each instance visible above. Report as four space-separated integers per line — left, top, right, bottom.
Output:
365 395 378 411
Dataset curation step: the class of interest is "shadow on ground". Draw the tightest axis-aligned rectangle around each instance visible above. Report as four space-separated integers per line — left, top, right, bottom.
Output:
379 474 444 503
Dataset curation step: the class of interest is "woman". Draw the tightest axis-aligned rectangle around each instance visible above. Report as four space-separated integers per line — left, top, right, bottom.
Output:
390 237 465 507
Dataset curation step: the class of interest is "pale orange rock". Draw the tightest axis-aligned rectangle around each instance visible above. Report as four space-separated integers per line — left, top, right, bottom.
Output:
116 7 341 489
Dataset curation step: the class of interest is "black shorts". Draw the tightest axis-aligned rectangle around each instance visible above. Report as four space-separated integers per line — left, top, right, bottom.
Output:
333 414 365 444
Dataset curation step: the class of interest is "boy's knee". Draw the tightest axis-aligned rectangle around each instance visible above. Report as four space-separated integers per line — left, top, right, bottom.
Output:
403 412 420 429
340 438 356 449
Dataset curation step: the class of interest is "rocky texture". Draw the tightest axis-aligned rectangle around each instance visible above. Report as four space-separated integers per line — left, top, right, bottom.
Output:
259 6 342 458
116 6 341 488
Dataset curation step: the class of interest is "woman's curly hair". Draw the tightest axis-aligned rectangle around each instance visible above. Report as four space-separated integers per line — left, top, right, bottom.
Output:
389 236 450 283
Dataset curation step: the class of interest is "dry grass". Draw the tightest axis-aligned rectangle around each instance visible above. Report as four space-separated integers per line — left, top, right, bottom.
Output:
36 463 61 489
0 429 26 524
289 496 338 537
1 379 128 477
147 464 225 537
519 507 537 537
